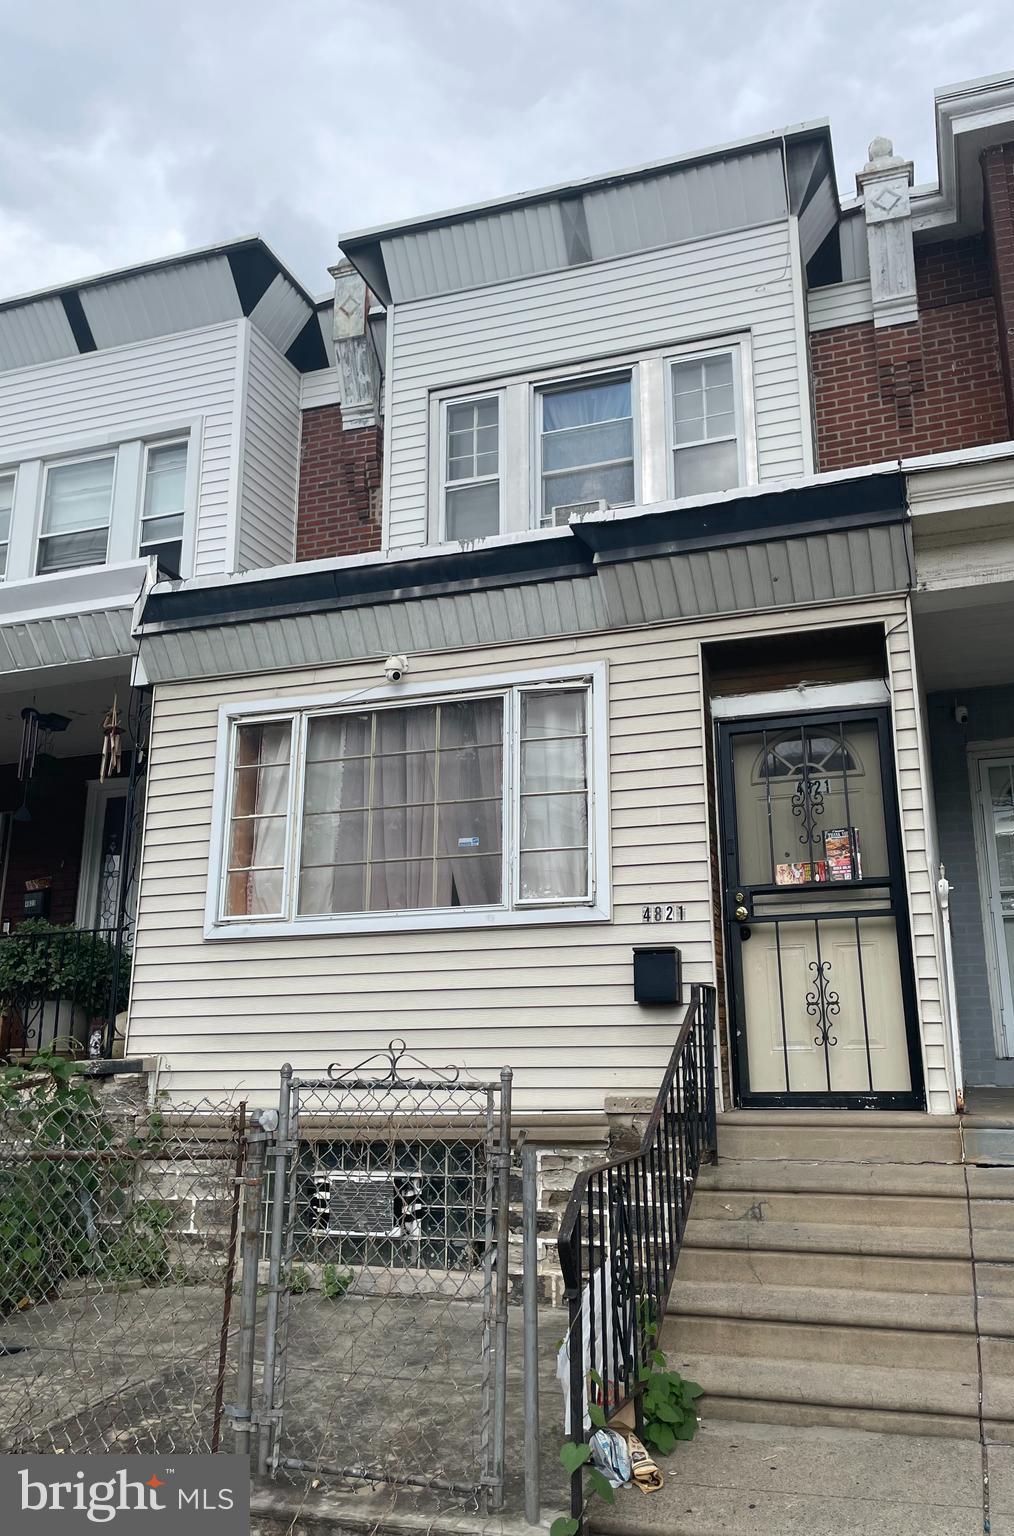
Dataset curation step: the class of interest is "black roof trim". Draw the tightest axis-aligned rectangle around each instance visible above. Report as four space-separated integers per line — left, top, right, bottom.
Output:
139 471 908 636
59 291 96 354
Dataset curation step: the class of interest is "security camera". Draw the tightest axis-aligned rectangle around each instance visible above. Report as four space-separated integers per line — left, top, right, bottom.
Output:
384 654 409 683
954 703 969 727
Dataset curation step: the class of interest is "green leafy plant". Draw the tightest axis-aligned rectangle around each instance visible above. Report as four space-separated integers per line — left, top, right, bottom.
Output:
100 1197 175 1285
0 1052 111 1311
289 1264 312 1295
0 920 132 1032
550 1350 703 1536
321 1262 354 1300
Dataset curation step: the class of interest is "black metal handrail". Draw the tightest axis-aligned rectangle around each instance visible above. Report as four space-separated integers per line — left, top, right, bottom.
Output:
557 983 717 1519
0 925 132 1060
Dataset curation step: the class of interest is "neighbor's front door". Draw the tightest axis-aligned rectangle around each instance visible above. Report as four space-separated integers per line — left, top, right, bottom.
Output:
718 708 923 1108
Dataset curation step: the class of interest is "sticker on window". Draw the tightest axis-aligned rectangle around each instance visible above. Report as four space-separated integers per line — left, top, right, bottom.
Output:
458 836 481 848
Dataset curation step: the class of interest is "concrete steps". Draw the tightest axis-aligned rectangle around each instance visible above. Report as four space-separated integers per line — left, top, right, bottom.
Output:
659 1115 1014 1445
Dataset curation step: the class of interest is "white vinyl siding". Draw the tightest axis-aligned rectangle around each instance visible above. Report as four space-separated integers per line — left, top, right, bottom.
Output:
0 318 300 582
387 220 806 549
235 326 300 571
125 594 949 1116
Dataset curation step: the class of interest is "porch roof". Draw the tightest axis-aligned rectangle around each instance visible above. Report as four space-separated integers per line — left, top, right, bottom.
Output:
134 472 911 687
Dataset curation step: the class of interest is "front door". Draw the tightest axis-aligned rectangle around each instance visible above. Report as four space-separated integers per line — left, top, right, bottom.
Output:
974 755 1014 1057
718 708 923 1108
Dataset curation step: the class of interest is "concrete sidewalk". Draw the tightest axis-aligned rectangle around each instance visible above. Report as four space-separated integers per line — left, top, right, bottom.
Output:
591 1418 997 1536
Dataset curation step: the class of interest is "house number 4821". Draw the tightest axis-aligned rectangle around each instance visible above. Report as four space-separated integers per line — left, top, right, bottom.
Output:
641 904 684 923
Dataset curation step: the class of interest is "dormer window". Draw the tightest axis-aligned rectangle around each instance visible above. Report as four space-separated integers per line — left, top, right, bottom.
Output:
538 375 634 528
442 395 501 541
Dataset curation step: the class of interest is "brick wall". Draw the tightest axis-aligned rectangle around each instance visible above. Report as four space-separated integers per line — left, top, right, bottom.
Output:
983 142 1014 424
295 403 383 563
811 236 1010 472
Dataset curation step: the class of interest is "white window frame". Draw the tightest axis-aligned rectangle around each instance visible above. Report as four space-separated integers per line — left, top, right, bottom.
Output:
219 713 300 923
138 436 190 573
0 467 15 581
426 336 756 543
204 661 611 939
664 336 756 497
533 369 640 530
36 451 116 575
438 390 505 542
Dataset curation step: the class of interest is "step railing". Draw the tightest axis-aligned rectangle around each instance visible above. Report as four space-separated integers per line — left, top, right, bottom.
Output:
556 983 717 1519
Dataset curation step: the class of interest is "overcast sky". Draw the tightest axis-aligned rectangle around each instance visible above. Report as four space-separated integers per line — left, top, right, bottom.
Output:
0 2 1008 301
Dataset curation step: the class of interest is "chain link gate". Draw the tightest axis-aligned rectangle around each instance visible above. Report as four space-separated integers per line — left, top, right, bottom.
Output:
250 1043 512 1510
0 1075 248 1456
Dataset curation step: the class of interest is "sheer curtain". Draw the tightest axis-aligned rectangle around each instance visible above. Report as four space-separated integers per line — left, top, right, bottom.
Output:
542 380 631 431
518 691 588 901
227 722 291 916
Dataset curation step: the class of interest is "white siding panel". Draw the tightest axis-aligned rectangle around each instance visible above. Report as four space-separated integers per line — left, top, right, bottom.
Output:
385 223 806 549
126 595 949 1116
0 322 243 579
807 279 874 332
300 368 341 409
236 328 300 570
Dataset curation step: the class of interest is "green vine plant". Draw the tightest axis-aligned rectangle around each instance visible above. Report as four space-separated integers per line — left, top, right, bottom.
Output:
0 1052 171 1312
550 1349 703 1536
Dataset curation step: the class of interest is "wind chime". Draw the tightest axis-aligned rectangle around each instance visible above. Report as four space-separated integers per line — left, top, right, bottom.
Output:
100 694 124 782
15 707 70 822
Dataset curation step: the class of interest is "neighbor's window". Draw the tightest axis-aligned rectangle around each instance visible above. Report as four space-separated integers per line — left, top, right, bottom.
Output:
0 472 13 578
670 351 742 496
219 682 595 925
140 440 187 577
538 375 634 527
37 456 114 574
225 719 294 917
443 396 500 540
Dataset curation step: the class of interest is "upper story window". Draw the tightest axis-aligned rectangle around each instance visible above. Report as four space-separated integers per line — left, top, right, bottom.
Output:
442 396 500 541
37 455 114 574
538 375 635 528
430 336 752 543
209 665 608 938
0 473 13 578
671 351 742 496
140 440 187 577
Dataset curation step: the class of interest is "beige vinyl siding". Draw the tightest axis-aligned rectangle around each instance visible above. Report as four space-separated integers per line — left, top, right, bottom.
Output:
235 328 300 571
385 222 808 549
885 613 951 1113
127 593 950 1117
0 321 243 579
807 279 875 332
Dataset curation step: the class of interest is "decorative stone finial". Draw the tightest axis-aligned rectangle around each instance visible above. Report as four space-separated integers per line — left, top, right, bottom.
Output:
868 135 894 162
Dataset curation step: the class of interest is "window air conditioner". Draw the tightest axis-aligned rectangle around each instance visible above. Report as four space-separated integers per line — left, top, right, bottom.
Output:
540 498 608 530
310 1169 424 1238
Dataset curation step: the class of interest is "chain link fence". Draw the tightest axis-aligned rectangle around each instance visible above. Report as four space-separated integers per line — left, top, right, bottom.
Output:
252 1044 512 1511
0 1064 245 1456
0 1046 514 1513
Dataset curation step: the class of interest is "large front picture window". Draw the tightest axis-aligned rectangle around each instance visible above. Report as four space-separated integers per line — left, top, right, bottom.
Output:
215 673 602 932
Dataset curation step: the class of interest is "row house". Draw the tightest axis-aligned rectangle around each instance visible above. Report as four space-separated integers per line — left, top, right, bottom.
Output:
4 70 1014 1463
0 238 336 1052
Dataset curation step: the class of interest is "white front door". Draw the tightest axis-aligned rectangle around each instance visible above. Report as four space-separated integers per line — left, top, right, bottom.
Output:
975 756 1014 1057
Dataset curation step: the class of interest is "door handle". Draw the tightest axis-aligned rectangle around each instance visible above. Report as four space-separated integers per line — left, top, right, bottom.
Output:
734 905 749 922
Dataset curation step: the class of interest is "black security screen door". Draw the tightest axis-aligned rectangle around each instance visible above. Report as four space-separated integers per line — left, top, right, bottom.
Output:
717 708 924 1109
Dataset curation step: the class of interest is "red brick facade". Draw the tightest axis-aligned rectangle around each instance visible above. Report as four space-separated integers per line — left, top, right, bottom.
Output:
983 142 1014 426
295 403 383 563
811 236 1010 472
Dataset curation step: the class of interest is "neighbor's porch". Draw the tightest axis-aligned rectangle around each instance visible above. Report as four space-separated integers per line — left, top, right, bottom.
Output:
0 661 140 1059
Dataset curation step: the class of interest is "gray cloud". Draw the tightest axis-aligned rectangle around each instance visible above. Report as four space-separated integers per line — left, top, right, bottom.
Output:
0 0 1007 298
